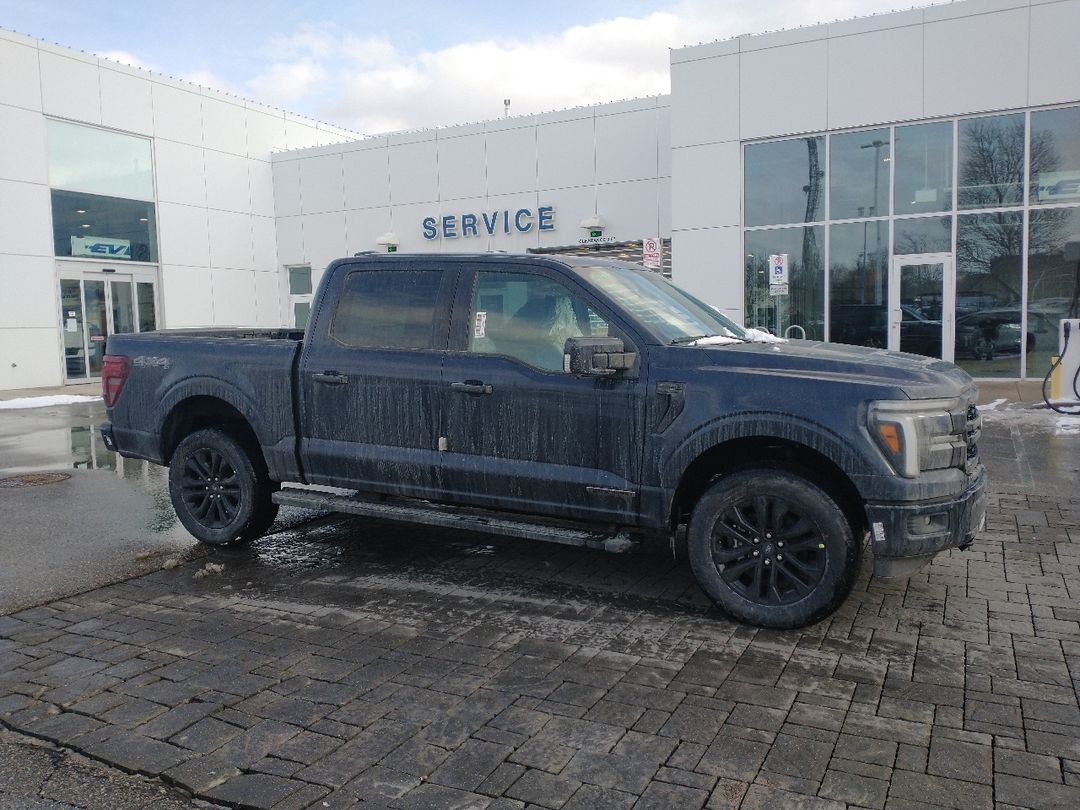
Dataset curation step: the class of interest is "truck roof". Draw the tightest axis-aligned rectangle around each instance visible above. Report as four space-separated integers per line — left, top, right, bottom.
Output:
340 252 646 272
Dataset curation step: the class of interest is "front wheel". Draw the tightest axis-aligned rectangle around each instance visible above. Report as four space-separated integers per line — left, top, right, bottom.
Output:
168 427 278 546
687 469 860 628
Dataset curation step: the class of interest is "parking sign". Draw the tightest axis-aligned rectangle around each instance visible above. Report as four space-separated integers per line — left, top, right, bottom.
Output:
768 254 789 296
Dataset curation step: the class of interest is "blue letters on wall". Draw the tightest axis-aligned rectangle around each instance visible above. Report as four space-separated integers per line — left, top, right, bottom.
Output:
422 206 555 239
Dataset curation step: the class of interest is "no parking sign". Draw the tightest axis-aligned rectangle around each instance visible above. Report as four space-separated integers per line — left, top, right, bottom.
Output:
768 253 789 296
642 237 662 269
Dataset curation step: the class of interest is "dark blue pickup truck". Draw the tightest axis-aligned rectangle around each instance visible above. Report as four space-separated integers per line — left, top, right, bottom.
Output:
101 253 986 628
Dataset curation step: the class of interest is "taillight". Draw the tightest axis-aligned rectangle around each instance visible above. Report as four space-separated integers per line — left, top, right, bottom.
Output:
101 355 130 407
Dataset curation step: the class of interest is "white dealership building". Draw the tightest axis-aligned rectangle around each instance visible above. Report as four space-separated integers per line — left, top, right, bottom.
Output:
1 0 1078 392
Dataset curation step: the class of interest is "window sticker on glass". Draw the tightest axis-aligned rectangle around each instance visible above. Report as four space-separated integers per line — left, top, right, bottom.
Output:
474 311 487 338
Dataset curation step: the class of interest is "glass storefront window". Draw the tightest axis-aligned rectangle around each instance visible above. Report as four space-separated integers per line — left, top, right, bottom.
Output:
958 114 1025 210
1028 207 1080 376
744 137 825 226
744 226 824 340
954 212 1024 377
829 222 888 347
830 129 890 220
289 266 313 295
894 122 953 215
47 119 154 201
1030 107 1080 206
51 190 158 262
895 216 951 255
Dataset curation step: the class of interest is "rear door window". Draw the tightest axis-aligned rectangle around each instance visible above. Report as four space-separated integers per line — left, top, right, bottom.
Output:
331 269 444 349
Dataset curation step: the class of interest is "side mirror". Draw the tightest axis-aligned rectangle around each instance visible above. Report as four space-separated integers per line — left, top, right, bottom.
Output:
564 336 637 377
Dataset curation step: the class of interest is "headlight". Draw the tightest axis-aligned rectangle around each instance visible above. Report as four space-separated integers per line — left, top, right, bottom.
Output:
868 399 967 478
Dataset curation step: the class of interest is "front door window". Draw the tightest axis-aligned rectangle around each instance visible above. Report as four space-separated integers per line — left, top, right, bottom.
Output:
889 253 954 360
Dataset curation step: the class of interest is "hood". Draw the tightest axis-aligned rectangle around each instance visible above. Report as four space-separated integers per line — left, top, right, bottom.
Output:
678 340 975 400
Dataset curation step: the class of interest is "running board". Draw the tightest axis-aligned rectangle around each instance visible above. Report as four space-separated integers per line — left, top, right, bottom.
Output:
272 488 636 553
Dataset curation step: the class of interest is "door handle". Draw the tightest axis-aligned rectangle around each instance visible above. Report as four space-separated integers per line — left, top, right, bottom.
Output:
313 371 349 385
450 381 493 395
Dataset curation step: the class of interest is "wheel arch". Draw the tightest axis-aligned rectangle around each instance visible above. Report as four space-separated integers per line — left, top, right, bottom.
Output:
663 414 872 537
161 394 263 468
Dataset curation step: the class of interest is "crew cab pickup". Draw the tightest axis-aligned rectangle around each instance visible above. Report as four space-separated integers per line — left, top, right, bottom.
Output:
101 254 987 628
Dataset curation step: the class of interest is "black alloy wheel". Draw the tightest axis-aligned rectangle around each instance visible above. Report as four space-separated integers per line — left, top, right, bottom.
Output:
179 447 243 528
168 427 278 546
687 468 859 628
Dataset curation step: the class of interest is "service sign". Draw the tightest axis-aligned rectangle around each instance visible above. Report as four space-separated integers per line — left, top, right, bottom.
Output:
72 235 131 259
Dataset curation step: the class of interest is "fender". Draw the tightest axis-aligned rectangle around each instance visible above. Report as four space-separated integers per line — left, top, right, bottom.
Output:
660 409 878 493
156 375 269 459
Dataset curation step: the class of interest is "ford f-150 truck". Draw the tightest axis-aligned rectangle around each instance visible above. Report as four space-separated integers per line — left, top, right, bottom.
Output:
101 253 987 628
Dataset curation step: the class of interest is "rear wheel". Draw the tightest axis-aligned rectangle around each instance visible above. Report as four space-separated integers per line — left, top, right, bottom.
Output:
168 427 278 546
687 469 859 628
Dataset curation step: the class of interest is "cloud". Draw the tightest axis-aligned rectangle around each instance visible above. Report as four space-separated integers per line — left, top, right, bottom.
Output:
243 0 915 134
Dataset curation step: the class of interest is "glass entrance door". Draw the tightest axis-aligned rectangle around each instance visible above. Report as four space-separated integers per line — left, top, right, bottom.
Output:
59 267 158 381
889 253 954 361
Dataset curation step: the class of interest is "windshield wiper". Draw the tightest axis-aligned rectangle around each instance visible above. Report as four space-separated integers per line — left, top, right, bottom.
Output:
670 334 714 345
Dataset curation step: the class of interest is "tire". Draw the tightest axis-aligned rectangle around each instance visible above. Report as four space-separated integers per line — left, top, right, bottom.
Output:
168 427 278 546
687 469 859 629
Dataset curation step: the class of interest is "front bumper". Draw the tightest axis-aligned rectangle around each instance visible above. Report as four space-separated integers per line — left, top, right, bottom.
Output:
865 466 988 578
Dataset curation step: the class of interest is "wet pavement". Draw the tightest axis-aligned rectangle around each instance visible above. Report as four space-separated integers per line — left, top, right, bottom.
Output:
0 398 1078 809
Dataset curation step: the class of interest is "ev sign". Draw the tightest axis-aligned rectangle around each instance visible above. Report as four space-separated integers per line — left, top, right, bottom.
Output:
768 253 789 296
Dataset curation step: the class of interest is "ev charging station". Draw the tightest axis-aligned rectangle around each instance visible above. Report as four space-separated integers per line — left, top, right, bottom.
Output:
1045 241 1080 409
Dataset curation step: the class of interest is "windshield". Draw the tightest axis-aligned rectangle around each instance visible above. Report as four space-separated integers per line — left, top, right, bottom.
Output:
574 265 746 343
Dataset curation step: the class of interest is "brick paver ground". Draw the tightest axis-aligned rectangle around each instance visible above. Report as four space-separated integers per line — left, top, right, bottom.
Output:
2 483 1079 809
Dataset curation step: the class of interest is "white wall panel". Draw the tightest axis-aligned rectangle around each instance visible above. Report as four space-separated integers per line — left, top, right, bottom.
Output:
740 40 828 139
828 25 924 129
537 117 594 191
154 140 205 207
300 212 347 273
657 106 672 179
388 140 438 205
249 160 275 218
0 39 42 111
246 109 287 158
923 9 1029 117
596 180 660 240
0 327 62 389
485 127 536 196
596 109 657 184
1028 0 1080 107
211 268 257 326
100 67 153 135
0 180 52 257
343 147 390 210
39 51 100 124
437 134 486 201
671 141 740 231
271 160 302 218
253 268 283 326
152 83 203 147
671 226 743 320
535 185 593 249
251 215 278 273
344 207 391 255
202 97 248 156
204 150 251 213
0 256 55 328
389 203 443 253
0 106 47 185
208 210 253 269
299 153 345 214
161 265 213 326
657 177 671 238
158 202 210 267
671 54 739 147
285 117 321 151
275 217 304 266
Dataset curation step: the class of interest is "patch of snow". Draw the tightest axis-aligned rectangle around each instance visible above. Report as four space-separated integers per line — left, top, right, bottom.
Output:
743 327 787 344
1056 417 1080 436
977 398 1008 412
0 394 102 410
687 335 742 347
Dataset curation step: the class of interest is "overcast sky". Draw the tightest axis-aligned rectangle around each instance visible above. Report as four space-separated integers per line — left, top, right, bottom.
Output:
1 0 931 134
